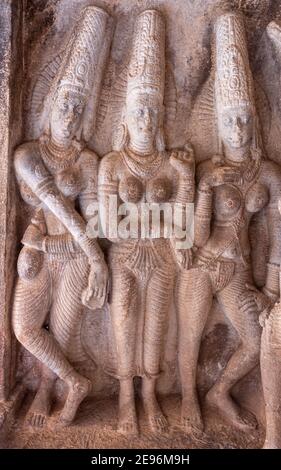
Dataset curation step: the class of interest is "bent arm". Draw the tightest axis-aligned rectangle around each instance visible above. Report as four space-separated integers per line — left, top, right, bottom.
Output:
98 152 122 243
77 149 104 259
14 145 103 263
194 161 213 248
263 165 281 300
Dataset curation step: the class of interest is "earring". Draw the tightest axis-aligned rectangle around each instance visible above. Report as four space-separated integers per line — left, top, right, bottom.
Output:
155 127 165 152
113 122 128 151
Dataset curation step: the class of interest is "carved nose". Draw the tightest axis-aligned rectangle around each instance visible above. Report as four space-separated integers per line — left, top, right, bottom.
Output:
234 118 242 130
144 112 152 125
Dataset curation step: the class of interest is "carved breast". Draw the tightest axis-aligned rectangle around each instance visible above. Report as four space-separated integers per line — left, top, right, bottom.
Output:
55 167 83 199
213 184 242 220
245 183 269 213
118 175 173 204
146 178 172 203
119 176 143 203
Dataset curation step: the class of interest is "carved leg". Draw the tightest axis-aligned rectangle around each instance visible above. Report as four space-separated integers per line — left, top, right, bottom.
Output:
110 267 138 436
50 257 90 364
207 269 261 431
50 256 92 426
177 268 213 436
142 268 175 434
12 266 90 427
261 313 281 449
26 366 56 428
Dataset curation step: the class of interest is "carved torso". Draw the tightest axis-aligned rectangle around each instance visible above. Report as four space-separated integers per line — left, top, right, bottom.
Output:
16 139 97 238
100 148 181 278
118 149 176 205
197 157 273 263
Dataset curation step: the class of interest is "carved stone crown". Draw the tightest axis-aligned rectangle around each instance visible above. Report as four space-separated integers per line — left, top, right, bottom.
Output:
127 9 165 100
56 6 110 98
214 12 255 109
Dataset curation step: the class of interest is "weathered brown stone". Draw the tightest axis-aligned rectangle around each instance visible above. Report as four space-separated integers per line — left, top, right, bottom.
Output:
1 0 281 450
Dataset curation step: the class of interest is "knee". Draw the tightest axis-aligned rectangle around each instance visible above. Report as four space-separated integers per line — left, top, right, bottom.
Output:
12 316 39 347
242 336 261 361
12 319 29 345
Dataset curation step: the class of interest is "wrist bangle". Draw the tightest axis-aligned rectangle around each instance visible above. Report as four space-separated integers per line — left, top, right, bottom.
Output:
198 186 212 195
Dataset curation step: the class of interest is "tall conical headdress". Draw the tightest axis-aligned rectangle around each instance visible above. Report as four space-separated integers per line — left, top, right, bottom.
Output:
127 10 165 100
56 6 110 98
29 6 113 141
214 12 255 109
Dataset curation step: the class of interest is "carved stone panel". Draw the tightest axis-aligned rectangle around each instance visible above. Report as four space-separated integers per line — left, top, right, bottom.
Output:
1 0 281 451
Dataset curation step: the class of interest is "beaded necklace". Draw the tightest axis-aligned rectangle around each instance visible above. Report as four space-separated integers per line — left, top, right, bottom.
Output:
39 136 80 172
121 146 164 180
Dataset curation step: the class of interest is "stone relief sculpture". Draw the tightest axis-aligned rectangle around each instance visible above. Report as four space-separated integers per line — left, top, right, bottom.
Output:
2 0 281 452
178 11 281 437
11 6 111 428
259 20 281 450
98 9 194 436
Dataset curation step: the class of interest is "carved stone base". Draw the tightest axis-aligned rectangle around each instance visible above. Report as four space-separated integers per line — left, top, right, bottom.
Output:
0 384 25 445
3 394 263 449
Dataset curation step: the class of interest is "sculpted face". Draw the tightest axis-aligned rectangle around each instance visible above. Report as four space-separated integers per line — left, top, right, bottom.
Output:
50 89 85 146
218 106 254 151
126 91 161 146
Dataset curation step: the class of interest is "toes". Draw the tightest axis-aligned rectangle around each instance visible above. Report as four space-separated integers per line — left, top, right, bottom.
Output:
27 413 47 429
239 411 258 430
118 421 138 437
38 415 46 428
150 415 169 434
182 417 204 436
27 414 35 427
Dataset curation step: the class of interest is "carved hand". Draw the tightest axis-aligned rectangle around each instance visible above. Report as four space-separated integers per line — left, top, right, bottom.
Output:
22 223 46 252
169 144 195 178
174 248 193 270
200 166 241 190
245 283 274 327
82 259 109 310
258 287 278 328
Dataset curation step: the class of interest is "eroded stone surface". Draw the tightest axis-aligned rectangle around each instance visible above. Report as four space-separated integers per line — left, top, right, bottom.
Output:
1 0 281 449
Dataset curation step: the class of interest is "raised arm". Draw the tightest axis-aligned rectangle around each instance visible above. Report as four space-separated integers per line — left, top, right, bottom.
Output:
98 152 121 243
194 161 213 248
168 146 195 267
262 162 281 303
170 146 195 206
78 149 99 221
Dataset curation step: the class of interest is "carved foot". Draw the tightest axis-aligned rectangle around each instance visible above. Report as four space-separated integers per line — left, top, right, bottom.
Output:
205 387 258 432
263 440 280 449
181 396 204 437
118 397 138 437
143 396 169 435
26 387 52 429
58 376 91 427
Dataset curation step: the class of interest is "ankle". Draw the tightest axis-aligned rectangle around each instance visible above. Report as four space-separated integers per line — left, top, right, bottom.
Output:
142 378 156 397
182 389 198 402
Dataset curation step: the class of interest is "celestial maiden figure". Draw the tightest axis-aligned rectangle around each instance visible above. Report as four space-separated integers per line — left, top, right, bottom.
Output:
99 10 194 436
178 12 281 436
259 20 281 449
12 7 110 427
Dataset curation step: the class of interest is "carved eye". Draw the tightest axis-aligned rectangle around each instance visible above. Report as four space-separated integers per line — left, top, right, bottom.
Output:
241 116 250 125
76 105 83 115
